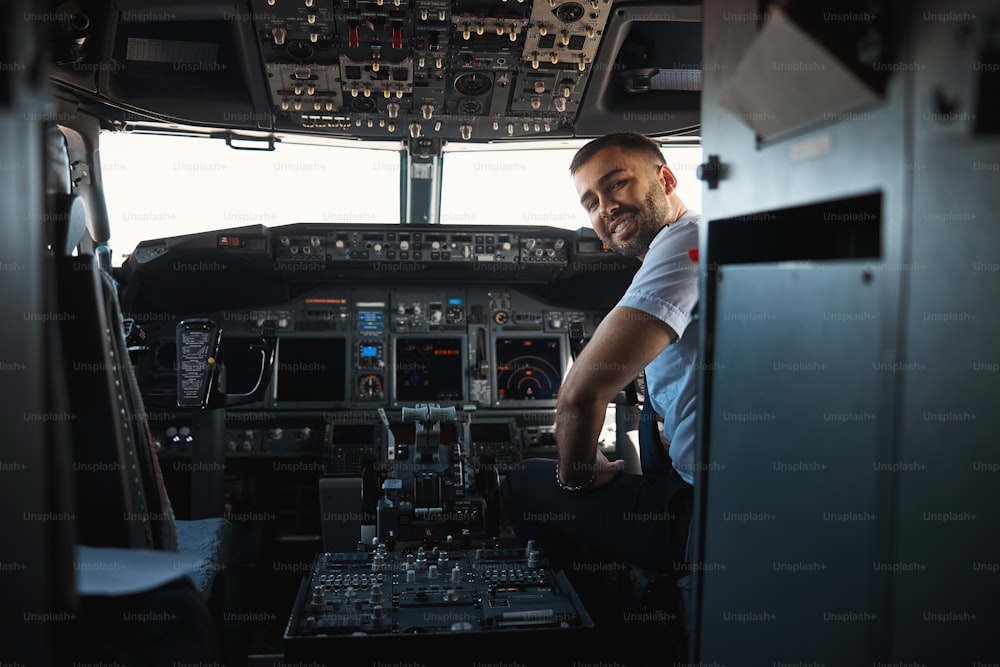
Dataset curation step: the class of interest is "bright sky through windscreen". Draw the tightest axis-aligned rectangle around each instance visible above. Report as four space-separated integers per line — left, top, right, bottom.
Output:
101 132 702 265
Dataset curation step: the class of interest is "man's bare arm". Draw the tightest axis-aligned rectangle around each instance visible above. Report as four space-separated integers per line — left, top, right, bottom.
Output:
556 305 677 488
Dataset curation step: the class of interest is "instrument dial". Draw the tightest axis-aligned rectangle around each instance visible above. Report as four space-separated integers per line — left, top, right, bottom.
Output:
454 72 493 96
553 3 585 22
357 374 384 399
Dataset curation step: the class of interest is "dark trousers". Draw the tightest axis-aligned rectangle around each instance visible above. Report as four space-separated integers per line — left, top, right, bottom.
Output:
499 400 693 575
60 577 223 667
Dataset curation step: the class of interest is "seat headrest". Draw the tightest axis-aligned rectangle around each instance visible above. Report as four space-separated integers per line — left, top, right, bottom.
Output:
46 124 72 196
45 125 88 256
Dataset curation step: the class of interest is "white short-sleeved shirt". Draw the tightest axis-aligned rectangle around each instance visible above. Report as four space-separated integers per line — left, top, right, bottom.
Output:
615 211 700 485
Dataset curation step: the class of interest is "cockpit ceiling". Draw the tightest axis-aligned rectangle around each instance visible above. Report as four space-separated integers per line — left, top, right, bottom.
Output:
47 0 702 142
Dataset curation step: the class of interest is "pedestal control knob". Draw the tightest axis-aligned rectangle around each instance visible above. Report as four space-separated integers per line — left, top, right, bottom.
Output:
372 552 386 572
311 585 325 610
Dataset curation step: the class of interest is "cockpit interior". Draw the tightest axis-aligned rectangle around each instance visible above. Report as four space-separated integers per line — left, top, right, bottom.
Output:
2 0 997 665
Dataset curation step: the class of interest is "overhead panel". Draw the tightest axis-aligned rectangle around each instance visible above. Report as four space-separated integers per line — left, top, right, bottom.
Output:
248 0 613 141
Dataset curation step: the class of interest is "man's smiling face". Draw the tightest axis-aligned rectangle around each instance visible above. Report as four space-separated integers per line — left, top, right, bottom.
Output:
573 145 680 259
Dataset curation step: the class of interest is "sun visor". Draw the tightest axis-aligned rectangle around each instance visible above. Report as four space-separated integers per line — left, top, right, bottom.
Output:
718 5 882 142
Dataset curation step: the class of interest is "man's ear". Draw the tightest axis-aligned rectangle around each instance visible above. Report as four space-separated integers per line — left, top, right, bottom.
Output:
658 163 678 195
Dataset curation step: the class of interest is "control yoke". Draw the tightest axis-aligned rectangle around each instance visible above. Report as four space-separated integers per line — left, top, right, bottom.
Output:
175 318 277 409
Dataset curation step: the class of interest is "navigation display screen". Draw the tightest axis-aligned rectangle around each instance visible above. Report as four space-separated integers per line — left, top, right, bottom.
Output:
276 338 347 403
495 337 563 401
394 337 464 402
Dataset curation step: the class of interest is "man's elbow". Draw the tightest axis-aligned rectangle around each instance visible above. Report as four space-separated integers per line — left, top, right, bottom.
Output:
557 374 623 412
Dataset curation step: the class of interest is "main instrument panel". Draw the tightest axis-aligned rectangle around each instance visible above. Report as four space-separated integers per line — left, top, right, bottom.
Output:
138 281 606 464
127 223 636 468
138 283 594 411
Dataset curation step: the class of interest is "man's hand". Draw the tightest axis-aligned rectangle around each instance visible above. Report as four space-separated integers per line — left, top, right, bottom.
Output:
555 306 675 492
591 449 626 490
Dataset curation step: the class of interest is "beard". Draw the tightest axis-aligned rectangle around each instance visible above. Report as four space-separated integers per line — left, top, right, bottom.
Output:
601 188 671 258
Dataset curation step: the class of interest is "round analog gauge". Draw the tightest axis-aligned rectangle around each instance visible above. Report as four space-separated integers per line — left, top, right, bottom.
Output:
357 374 384 399
446 306 465 324
454 72 493 96
459 98 483 114
352 97 377 112
286 40 314 61
553 2 585 22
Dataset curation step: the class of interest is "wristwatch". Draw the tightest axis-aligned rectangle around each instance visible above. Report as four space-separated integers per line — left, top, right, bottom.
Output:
555 461 596 492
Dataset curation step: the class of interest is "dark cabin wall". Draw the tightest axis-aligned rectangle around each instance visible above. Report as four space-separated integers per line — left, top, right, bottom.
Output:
1 0 76 662
693 0 999 664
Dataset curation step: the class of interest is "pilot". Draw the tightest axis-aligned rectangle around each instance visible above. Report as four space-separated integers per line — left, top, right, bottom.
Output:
500 132 700 619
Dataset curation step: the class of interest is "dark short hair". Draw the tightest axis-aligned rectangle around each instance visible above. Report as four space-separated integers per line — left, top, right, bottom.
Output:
569 132 666 175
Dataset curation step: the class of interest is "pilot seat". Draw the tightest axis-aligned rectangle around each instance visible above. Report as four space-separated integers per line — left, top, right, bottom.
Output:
44 123 230 664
